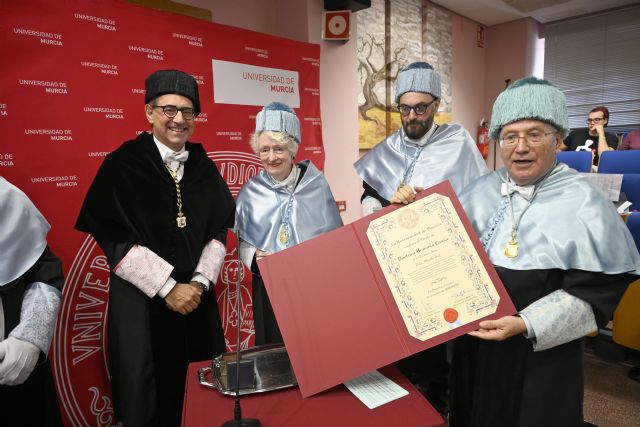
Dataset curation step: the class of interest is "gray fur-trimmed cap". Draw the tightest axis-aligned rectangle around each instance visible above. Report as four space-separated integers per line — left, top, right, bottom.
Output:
255 102 301 143
395 62 441 103
489 77 568 141
145 69 201 116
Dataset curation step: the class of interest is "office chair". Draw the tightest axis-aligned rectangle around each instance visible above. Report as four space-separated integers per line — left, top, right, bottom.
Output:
598 151 640 174
612 213 640 352
621 174 640 209
556 151 592 172
613 279 640 352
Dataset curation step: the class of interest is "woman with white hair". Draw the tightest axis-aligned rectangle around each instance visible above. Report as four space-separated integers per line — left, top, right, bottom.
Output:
235 102 343 345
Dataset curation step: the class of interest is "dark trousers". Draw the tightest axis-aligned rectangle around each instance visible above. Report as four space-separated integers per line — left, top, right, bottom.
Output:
395 342 450 415
0 361 63 427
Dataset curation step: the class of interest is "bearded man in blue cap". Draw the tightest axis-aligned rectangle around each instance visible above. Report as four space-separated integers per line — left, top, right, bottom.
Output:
355 61 488 210
450 77 640 427
354 61 489 415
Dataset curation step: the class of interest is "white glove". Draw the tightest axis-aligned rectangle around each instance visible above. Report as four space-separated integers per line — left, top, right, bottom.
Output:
0 336 40 385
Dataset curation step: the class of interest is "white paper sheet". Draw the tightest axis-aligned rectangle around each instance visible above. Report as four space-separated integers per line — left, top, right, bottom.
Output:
344 370 409 409
617 201 633 214
579 172 623 201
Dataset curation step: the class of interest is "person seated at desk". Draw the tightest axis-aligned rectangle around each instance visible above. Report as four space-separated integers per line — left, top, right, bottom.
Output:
559 105 618 165
235 102 343 345
619 130 640 150
450 77 640 427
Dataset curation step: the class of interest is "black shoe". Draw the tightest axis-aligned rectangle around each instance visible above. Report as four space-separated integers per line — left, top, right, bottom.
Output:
629 365 640 382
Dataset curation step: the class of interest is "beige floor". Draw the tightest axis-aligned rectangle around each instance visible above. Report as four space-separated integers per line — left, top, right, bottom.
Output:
583 352 640 427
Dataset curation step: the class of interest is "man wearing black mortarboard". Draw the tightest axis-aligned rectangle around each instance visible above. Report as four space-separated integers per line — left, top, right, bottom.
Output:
76 70 235 426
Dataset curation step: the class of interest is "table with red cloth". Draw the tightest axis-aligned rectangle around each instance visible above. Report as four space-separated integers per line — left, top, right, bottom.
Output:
182 361 444 427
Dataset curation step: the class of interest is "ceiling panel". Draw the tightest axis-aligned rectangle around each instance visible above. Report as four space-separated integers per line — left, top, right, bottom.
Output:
430 0 640 26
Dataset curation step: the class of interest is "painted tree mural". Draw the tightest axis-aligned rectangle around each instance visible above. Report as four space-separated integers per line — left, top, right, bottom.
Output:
357 0 452 149
357 33 407 125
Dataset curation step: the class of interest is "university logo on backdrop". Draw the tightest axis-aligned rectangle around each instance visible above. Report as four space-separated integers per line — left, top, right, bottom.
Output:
214 244 255 351
211 151 263 197
212 60 300 107
54 236 115 427
2 1 321 425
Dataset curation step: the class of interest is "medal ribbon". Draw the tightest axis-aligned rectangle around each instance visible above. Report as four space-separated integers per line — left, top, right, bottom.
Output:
265 166 299 247
503 165 555 258
399 125 437 188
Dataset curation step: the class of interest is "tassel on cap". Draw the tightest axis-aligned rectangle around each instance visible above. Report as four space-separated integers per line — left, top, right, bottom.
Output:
255 102 301 143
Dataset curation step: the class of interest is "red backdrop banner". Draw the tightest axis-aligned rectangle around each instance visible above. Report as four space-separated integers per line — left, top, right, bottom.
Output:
0 1 323 425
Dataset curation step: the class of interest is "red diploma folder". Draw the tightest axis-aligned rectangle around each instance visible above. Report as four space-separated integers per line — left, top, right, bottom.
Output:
258 180 516 397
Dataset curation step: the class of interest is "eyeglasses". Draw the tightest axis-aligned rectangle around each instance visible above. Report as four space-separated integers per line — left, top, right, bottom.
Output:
586 117 604 124
153 105 196 120
397 98 437 116
499 130 558 148
258 146 288 158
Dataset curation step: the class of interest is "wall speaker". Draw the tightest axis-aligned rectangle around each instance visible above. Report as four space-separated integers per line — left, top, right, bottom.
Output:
322 10 350 41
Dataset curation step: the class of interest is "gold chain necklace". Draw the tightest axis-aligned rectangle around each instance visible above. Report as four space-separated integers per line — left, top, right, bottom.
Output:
503 167 554 258
267 166 298 246
504 189 538 259
164 164 186 228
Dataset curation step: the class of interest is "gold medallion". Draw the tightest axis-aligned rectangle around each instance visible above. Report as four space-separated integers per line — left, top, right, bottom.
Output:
278 228 289 244
504 239 518 258
176 213 187 228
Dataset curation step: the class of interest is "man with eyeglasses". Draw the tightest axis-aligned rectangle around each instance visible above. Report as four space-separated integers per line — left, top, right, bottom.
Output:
559 105 618 166
450 77 638 427
354 61 488 417
355 62 487 215
76 69 234 426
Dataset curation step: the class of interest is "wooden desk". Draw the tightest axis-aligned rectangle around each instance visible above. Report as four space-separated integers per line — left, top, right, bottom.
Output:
182 361 444 427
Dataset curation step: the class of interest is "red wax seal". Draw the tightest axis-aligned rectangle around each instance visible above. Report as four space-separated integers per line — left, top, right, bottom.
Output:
443 308 458 323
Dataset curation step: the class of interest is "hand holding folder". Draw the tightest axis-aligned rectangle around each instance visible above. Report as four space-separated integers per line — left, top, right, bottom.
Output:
258 181 516 397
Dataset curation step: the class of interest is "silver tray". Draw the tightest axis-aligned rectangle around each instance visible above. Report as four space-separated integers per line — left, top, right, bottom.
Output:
198 344 298 395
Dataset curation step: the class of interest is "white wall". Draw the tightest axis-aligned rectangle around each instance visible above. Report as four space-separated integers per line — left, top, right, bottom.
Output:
178 0 363 224
307 1 362 225
176 0 541 213
484 18 541 170
450 11 487 149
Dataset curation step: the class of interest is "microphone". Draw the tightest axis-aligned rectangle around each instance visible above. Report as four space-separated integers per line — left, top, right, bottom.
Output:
222 228 260 427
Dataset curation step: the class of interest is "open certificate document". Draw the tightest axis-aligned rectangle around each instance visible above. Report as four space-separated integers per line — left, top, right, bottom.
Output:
258 181 515 397
367 193 501 340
